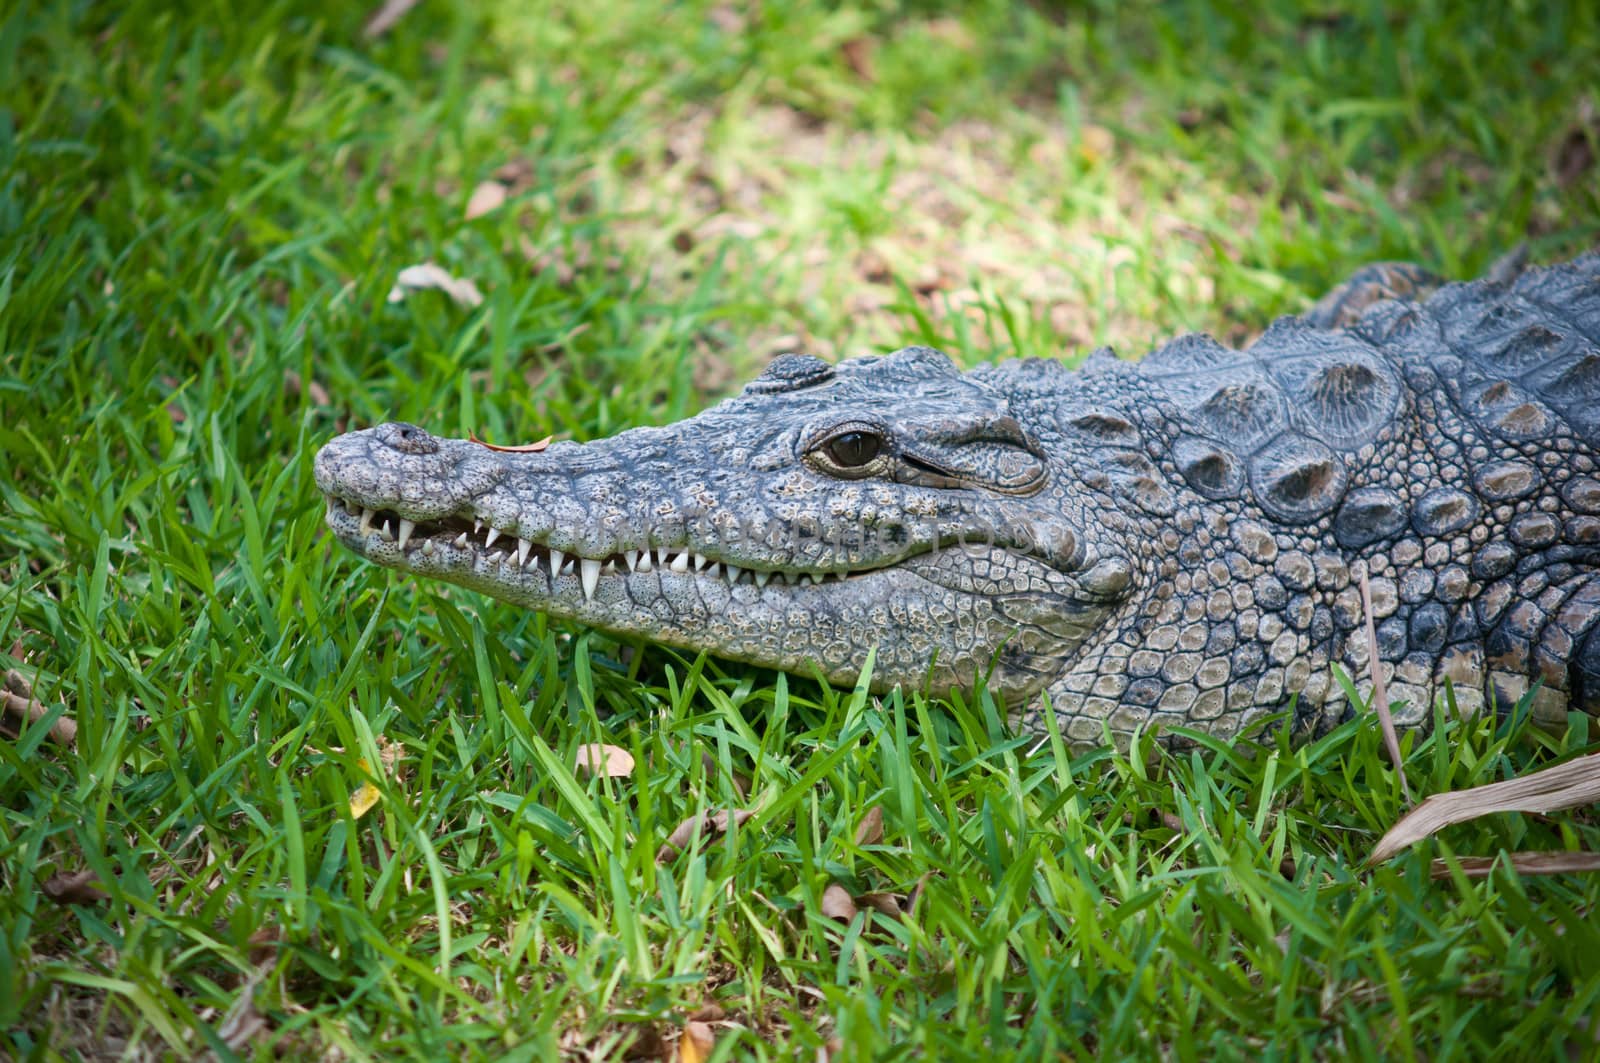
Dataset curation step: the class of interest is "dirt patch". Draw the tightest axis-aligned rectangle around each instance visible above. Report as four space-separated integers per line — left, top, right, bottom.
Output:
597 102 1260 369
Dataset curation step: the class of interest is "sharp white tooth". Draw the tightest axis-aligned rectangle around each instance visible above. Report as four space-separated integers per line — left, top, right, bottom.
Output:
517 538 532 567
602 560 617 574
580 558 601 600
724 563 741 583
454 532 469 549
359 508 375 535
670 551 690 573
484 527 501 549
806 572 821 585
550 548 565 577
397 518 415 550
704 562 720 579
785 571 801 585
379 519 394 540
624 550 640 572
636 551 653 572
658 548 674 568
754 570 771 588
421 540 434 556
474 519 483 534
694 553 710 571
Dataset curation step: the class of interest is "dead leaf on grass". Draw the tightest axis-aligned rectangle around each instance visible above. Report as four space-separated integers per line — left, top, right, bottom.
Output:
465 180 509 220
363 0 420 38
386 263 484 308
854 806 883 847
679 1020 715 1063
840 38 876 82
1359 565 1412 802
466 430 553 453
575 744 635 778
247 925 282 967
2 669 77 745
283 368 331 407
349 735 405 821
1430 851 1600 880
657 809 757 862
216 980 270 1054
857 891 904 918
1370 751 1600 864
820 883 858 921
42 869 105 906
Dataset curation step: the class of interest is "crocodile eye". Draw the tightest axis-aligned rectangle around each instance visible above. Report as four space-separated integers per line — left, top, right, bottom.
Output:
825 431 882 468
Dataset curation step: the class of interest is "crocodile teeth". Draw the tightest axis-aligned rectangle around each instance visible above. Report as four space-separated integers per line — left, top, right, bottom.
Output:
805 573 821 585
420 540 434 556
549 548 565 577
694 553 711 571
580 558 601 600
636 551 653 573
359 508 376 535
602 560 617 574
723 563 741 583
704 563 720 579
624 549 640 572
670 551 690 573
454 532 469 549
516 538 532 567
484 527 501 549
754 570 771 588
397 518 415 550
379 519 394 540
654 548 671 569
474 519 483 534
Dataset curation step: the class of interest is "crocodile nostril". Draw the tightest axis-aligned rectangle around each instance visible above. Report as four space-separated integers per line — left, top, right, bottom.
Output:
380 422 440 455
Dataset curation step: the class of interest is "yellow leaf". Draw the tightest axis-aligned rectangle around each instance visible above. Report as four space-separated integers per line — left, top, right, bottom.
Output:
349 737 404 820
679 1021 715 1063
350 761 383 820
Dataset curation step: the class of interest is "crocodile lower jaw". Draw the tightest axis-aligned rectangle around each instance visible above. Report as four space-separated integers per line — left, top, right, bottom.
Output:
322 492 871 601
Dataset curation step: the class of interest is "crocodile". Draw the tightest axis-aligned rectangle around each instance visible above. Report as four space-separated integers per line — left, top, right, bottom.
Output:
314 251 1600 747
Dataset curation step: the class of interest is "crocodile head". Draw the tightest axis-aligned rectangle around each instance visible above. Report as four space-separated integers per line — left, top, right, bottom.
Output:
313 347 1135 702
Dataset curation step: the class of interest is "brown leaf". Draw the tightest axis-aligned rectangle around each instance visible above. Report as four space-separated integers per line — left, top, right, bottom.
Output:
657 809 757 862
622 1023 668 1060
1370 751 1600 864
820 883 858 921
857 891 904 918
283 369 331 407
679 1020 715 1063
1359 566 1412 802
575 743 635 778
2 670 77 745
853 806 884 847
467 430 553 453
42 869 104 906
218 981 270 1052
1430 851 1600 880
686 1004 726 1022
247 925 282 967
840 38 876 82
465 180 509 220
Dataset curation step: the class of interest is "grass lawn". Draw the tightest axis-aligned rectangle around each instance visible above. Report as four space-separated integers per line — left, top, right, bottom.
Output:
4 0 1600 1057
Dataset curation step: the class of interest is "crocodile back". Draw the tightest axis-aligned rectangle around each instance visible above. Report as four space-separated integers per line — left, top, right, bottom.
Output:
1022 252 1600 744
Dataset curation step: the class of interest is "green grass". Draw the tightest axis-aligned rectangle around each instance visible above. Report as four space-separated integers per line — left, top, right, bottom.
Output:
3 0 1600 1057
